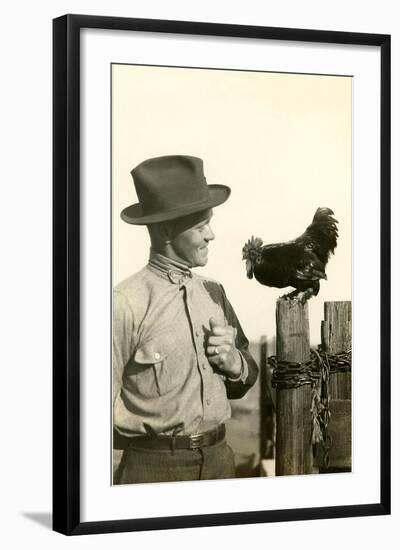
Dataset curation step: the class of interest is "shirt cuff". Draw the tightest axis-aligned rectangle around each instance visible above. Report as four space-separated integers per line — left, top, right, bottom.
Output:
227 351 249 383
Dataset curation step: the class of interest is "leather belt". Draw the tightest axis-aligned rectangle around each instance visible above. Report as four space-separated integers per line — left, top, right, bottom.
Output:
127 424 226 451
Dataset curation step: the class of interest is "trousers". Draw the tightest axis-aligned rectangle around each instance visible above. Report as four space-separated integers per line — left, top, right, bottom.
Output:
114 438 236 484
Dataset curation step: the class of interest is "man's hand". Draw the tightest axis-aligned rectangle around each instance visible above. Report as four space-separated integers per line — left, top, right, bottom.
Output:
206 317 241 379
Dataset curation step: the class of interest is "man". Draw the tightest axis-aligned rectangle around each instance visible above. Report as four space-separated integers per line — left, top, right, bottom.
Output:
113 155 258 484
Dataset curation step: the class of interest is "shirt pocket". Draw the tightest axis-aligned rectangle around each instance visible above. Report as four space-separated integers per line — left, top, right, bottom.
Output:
126 332 177 398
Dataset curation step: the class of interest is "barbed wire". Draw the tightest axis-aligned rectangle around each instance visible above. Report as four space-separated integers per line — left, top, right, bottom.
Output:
268 347 351 469
269 347 351 390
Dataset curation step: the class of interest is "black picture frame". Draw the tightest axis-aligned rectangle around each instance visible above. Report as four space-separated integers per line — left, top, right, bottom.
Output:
53 14 391 535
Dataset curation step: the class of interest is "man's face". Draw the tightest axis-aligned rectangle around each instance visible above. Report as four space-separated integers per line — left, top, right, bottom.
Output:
166 209 215 267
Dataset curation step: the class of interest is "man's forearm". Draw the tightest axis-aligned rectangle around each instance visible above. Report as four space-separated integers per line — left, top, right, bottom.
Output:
224 350 258 399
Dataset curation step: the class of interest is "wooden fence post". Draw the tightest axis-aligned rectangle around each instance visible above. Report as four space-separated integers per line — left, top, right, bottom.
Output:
319 301 352 470
259 336 275 460
321 301 352 399
275 298 317 476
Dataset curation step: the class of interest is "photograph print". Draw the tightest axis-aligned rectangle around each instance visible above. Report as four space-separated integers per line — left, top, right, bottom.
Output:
111 62 352 485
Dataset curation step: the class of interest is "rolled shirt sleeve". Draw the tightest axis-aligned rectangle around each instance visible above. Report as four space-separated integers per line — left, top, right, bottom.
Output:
219 285 259 399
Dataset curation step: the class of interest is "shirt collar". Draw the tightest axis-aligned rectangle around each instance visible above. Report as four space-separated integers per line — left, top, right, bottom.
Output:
148 250 193 286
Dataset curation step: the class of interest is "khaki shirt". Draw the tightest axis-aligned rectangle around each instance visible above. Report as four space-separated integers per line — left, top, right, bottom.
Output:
113 252 258 436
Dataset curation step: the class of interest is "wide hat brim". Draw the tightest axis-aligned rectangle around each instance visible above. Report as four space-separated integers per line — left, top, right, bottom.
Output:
121 184 230 225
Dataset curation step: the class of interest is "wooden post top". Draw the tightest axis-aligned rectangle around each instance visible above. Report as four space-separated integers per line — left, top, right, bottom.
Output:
321 301 352 354
276 298 310 364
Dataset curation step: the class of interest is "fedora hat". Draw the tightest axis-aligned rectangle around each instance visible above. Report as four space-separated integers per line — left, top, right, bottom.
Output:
121 155 231 225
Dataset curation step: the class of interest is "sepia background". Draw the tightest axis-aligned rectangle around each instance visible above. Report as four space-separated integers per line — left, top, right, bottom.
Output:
112 63 352 477
112 64 352 342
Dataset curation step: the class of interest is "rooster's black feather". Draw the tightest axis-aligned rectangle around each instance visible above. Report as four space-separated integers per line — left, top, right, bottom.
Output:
242 207 338 297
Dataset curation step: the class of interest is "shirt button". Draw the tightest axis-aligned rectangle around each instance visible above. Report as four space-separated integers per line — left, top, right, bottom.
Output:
202 363 207 370
195 331 199 337
154 352 161 360
206 399 211 406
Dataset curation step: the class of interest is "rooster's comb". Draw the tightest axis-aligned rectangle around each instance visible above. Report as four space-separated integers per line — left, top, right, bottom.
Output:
242 236 263 260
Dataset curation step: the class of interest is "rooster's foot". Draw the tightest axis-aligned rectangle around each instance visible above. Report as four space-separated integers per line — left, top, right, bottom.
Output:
296 288 315 303
280 288 315 303
281 289 300 301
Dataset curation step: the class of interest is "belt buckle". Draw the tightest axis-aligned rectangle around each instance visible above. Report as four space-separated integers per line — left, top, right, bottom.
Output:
189 433 204 450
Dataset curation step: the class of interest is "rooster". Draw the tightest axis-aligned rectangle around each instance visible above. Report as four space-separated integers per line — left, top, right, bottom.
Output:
242 207 338 301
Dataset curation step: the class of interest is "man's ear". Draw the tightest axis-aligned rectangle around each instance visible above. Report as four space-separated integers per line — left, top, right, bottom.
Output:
147 222 169 249
159 221 173 245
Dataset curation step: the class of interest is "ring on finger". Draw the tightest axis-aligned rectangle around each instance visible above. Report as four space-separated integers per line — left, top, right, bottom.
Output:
215 346 219 355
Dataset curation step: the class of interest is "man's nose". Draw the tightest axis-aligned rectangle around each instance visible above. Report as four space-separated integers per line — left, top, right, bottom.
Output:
204 224 215 241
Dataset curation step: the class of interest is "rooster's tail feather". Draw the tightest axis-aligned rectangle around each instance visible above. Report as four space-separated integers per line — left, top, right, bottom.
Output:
306 207 339 261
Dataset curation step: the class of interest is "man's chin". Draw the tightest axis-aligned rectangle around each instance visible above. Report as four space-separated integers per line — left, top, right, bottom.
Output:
194 255 208 268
